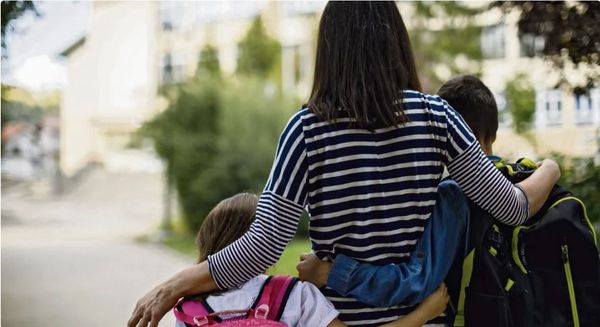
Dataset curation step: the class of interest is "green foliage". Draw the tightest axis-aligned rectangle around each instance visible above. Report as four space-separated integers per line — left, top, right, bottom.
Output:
141 76 295 232
1 0 38 50
196 44 221 78
505 74 535 134
1 96 43 125
555 156 600 224
1 85 59 125
268 238 311 276
236 16 281 78
189 78 292 219
494 1 600 87
141 76 222 231
410 2 483 92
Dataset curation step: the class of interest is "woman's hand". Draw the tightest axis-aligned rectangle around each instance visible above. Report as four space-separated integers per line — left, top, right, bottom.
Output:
128 282 179 327
518 158 561 217
296 253 332 288
128 262 218 327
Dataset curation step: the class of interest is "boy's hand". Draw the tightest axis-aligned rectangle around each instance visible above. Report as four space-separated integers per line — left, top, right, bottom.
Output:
296 253 332 288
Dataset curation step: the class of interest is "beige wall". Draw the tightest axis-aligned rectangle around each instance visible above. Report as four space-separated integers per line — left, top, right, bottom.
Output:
60 1 159 176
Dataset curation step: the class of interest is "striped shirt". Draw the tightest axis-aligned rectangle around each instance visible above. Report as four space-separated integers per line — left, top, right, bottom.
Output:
208 90 529 326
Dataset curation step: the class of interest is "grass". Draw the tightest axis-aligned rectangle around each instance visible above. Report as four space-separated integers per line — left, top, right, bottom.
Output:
160 232 312 277
268 238 312 276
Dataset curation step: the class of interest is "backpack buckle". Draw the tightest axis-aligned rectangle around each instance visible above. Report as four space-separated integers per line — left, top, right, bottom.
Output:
255 304 269 319
193 316 209 326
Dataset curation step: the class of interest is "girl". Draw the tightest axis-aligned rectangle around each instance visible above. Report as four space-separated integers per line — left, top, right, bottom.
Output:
130 2 560 327
174 192 449 327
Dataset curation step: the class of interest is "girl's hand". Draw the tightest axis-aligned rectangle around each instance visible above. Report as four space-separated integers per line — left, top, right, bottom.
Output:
296 253 332 288
413 283 449 322
379 284 449 327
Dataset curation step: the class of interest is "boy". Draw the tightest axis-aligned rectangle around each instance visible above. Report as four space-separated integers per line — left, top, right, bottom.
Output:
437 75 499 157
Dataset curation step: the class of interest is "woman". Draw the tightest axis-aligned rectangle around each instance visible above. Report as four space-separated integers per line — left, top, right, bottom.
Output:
129 2 560 327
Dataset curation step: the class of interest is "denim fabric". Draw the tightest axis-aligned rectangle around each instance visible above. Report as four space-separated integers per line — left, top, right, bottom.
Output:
327 179 469 307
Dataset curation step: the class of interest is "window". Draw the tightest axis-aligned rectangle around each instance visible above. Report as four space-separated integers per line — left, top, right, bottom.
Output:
161 53 186 84
575 88 600 125
535 90 562 127
282 0 325 16
481 24 505 59
159 3 182 31
520 33 545 57
494 92 511 127
282 44 312 91
195 1 263 24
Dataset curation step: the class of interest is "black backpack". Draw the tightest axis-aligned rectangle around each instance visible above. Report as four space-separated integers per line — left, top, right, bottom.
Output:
449 158 600 327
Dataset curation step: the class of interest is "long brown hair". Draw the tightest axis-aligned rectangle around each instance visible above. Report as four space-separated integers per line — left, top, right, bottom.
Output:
308 1 421 129
196 193 258 263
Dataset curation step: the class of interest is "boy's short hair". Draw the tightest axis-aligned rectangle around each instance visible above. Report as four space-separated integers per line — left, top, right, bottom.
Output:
438 75 499 143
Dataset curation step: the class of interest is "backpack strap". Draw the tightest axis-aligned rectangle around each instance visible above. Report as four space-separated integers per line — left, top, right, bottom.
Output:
173 296 213 326
251 275 298 321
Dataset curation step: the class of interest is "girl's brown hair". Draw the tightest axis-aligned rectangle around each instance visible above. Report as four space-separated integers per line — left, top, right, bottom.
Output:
196 192 258 263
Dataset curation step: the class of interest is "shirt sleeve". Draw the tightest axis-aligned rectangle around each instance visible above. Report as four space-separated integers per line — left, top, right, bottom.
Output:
296 282 340 327
442 101 529 225
327 253 422 307
208 111 309 289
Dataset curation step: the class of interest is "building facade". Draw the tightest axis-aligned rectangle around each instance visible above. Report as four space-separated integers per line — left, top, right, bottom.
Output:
60 1 160 176
477 8 600 159
59 1 598 176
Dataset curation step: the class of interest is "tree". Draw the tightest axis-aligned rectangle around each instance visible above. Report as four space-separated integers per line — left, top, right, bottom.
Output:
1 0 38 50
505 74 536 134
141 76 293 232
236 16 281 79
408 2 483 92
555 156 600 225
141 76 222 231
494 1 600 87
196 44 221 78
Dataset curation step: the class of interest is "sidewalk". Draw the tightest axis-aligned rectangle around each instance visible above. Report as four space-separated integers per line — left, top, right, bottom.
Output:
1 169 192 326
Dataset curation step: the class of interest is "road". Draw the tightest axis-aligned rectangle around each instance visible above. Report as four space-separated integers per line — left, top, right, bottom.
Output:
1 170 192 327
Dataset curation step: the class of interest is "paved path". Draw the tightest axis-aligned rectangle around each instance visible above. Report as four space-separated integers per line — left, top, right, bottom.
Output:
2 170 192 326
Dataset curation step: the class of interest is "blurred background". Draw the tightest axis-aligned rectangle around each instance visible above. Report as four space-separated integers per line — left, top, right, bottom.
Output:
1 1 598 326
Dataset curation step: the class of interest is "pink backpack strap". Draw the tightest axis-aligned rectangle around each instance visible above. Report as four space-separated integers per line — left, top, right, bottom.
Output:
252 275 299 321
173 296 212 326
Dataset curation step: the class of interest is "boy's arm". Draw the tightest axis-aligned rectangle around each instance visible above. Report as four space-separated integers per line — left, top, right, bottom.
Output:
297 253 424 307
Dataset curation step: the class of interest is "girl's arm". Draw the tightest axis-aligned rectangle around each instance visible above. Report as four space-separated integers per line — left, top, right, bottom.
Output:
379 284 449 327
325 285 449 327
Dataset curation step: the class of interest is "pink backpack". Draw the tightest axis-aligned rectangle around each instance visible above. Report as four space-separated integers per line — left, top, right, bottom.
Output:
173 275 298 326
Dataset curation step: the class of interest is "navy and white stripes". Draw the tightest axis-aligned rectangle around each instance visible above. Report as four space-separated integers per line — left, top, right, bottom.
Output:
208 90 529 326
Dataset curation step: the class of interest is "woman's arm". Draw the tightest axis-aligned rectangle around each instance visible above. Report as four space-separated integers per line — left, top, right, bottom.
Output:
128 112 309 327
442 100 560 224
516 159 560 216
